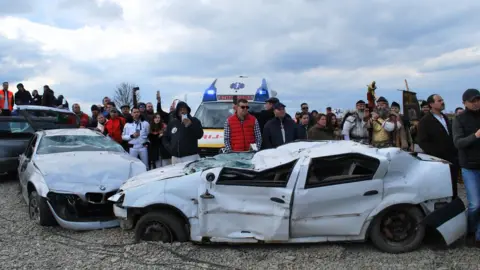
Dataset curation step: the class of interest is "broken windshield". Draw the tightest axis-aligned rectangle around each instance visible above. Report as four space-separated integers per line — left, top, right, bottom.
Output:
37 135 125 155
184 152 255 174
194 102 265 129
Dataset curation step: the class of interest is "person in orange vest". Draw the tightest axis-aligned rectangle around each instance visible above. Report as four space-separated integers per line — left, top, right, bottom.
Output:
224 98 262 152
0 82 15 116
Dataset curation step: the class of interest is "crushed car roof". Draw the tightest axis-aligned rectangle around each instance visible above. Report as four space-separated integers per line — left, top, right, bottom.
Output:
186 141 399 173
16 105 73 113
39 128 102 137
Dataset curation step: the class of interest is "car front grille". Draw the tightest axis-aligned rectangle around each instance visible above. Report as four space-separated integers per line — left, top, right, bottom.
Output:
86 190 118 204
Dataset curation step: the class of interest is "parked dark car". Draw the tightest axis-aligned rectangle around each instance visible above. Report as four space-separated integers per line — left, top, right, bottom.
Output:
0 105 79 177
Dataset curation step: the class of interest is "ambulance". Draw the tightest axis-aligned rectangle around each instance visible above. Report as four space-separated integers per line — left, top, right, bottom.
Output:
194 76 277 157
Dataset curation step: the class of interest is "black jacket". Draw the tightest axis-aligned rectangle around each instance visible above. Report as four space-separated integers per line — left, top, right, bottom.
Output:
453 109 480 169
257 109 275 133
14 90 32 105
162 102 204 158
41 89 56 107
263 116 300 149
417 112 457 163
31 94 42 105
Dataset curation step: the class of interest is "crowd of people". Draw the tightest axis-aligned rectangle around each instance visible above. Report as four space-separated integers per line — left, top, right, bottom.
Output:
1 80 480 246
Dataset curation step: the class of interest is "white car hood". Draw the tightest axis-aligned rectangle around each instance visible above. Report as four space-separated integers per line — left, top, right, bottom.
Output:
121 162 188 190
34 151 145 192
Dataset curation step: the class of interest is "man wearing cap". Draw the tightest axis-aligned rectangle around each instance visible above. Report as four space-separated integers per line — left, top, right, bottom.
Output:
257 97 279 133
0 82 14 116
105 107 126 144
224 99 262 152
342 100 371 144
88 105 100 128
417 94 458 197
371 97 401 148
14 83 32 105
453 88 480 245
263 102 300 149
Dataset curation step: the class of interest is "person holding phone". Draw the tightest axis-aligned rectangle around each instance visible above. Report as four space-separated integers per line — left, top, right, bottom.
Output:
162 101 203 164
122 107 150 169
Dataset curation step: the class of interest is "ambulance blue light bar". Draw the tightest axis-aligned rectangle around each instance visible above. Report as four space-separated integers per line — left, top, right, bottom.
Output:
202 79 217 102
254 78 270 102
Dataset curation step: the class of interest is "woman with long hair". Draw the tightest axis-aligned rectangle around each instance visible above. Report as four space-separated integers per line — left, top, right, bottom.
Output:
148 113 172 169
326 113 342 140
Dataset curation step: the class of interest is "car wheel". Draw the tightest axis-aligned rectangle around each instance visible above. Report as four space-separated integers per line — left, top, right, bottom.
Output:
370 206 425 253
134 211 189 243
29 191 57 226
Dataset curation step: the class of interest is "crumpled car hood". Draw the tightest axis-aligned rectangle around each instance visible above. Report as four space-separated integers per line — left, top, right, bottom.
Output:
121 162 188 190
34 151 145 192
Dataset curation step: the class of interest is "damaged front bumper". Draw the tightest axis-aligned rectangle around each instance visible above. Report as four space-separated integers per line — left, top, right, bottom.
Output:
423 197 467 245
46 201 119 230
46 192 120 231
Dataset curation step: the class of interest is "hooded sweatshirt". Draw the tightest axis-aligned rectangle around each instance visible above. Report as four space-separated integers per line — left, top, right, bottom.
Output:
162 101 204 158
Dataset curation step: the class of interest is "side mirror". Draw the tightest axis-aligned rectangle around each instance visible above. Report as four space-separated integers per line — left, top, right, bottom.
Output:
206 172 215 182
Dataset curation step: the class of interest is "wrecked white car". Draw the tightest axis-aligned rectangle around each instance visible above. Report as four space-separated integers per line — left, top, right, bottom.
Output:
109 141 467 253
19 128 146 230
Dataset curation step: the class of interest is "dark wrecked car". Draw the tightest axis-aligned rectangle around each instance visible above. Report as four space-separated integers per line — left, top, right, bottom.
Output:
110 141 467 253
0 105 79 177
18 128 146 230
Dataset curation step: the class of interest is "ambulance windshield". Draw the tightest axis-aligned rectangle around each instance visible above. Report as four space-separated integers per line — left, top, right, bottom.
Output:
194 102 265 129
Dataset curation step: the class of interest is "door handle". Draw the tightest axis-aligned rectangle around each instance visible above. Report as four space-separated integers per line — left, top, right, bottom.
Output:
270 197 285 204
363 190 378 196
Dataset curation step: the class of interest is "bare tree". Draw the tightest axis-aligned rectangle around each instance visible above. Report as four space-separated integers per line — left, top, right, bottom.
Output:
113 82 140 108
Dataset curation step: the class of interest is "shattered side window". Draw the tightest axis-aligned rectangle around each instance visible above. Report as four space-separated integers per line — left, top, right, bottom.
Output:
37 135 125 155
184 152 255 174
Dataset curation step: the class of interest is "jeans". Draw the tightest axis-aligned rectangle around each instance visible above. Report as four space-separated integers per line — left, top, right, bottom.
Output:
462 168 480 240
129 147 149 170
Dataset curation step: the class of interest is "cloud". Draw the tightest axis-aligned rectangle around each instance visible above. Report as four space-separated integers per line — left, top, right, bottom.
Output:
0 0 479 116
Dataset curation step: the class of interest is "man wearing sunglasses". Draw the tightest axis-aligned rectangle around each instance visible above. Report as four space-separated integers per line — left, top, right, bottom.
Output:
224 99 262 152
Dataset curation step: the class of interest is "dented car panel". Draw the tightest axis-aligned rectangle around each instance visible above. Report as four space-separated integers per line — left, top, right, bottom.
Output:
112 141 467 249
19 129 146 230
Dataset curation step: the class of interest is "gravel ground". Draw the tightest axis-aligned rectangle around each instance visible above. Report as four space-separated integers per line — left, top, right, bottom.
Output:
1 177 479 270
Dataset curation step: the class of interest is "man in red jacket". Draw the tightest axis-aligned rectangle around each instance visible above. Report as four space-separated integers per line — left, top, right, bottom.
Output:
104 108 126 144
224 99 262 152
72 103 90 128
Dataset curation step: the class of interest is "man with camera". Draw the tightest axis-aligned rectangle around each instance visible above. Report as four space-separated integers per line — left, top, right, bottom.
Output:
122 107 150 169
162 101 204 164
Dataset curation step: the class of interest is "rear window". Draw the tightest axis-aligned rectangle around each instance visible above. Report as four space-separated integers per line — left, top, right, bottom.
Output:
0 120 35 134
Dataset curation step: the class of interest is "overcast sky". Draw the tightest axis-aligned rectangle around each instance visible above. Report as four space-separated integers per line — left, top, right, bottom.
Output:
1 0 479 115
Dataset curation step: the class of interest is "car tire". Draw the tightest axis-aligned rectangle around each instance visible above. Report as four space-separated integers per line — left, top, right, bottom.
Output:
134 211 189 243
29 191 57 226
370 205 425 253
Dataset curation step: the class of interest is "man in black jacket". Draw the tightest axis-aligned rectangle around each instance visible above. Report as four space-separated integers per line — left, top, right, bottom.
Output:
163 101 204 164
257 97 279 132
453 88 480 245
263 103 300 149
417 94 459 198
14 83 32 105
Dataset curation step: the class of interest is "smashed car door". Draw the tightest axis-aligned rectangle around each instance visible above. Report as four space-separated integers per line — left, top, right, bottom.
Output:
291 153 387 238
198 160 301 242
